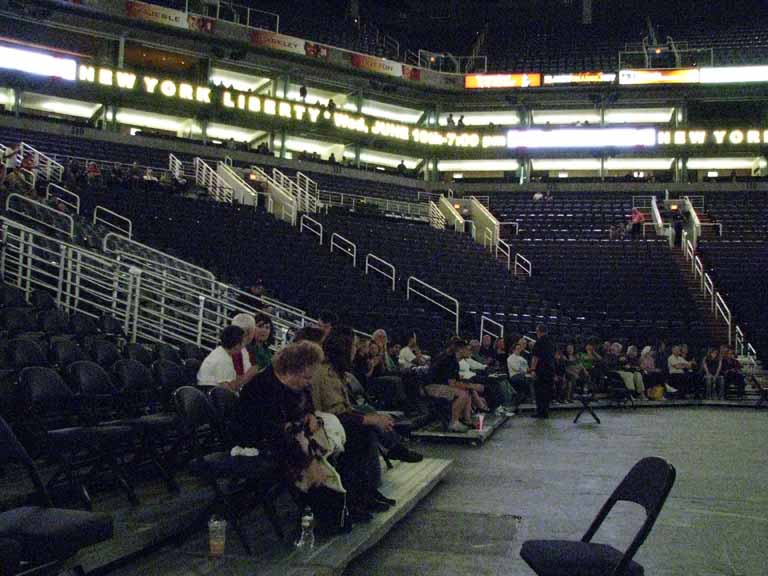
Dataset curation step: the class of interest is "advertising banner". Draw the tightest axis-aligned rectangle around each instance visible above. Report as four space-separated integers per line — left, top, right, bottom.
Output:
544 71 616 85
618 68 701 85
465 73 542 89
125 0 188 29
250 30 330 61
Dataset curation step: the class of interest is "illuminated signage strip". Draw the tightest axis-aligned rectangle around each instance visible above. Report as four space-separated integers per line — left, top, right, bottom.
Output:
465 73 541 89
543 72 616 85
507 128 657 148
699 65 768 84
0 45 77 81
73 64 490 149
619 68 701 85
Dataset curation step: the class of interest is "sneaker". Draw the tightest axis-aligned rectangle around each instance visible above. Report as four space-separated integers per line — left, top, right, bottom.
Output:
665 384 678 393
447 421 469 433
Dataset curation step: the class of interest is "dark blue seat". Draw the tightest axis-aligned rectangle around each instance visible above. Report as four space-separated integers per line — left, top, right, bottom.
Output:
520 457 676 576
0 416 113 572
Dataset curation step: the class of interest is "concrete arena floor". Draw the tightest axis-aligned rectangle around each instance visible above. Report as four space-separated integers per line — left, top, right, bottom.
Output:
344 408 768 576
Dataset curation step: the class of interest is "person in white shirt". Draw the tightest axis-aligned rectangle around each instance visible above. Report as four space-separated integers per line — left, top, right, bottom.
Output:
398 333 430 370
667 345 694 398
459 355 487 381
197 325 259 392
507 341 535 402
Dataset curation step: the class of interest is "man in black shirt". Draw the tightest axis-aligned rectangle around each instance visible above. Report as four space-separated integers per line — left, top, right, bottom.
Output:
530 325 556 419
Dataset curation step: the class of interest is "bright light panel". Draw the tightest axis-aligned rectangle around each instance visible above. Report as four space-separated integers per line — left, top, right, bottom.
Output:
532 110 601 125
604 108 675 124
210 68 270 92
206 124 258 142
361 102 422 124
440 112 521 126
532 159 601 171
437 159 519 172
507 128 656 149
604 158 674 170
0 45 77 81
115 110 185 132
342 149 419 168
700 66 768 84
686 158 759 170
40 101 99 117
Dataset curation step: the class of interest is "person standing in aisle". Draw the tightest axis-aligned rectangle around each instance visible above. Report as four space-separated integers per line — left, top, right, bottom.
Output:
529 325 555 419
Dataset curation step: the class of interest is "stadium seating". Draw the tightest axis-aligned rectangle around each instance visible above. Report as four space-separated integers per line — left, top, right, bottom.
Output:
74 185 457 350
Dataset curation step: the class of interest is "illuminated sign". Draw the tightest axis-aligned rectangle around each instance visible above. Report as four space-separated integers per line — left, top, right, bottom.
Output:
0 45 77 81
618 68 701 85
74 64 491 149
656 129 768 145
506 128 657 149
699 65 768 84
543 72 616 85
465 73 542 89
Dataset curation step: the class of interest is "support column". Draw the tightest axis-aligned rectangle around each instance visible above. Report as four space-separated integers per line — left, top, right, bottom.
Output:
118 34 126 69
279 127 287 159
13 89 21 118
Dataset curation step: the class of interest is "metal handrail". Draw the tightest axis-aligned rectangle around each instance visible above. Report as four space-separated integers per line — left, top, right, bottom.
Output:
5 193 74 239
428 200 446 229
496 239 511 271
299 214 323 244
703 273 714 311
296 172 319 213
406 276 460 335
714 291 732 346
438 195 465 232
480 315 504 342
514 253 532 277
735 325 745 357
499 221 520 236
19 141 64 182
318 190 429 219
694 255 704 283
194 157 234 203
699 222 723 237
169 154 184 179
46 183 80 214
250 166 297 226
217 161 259 207
483 228 494 252
365 253 396 291
94 206 132 238
330 232 357 267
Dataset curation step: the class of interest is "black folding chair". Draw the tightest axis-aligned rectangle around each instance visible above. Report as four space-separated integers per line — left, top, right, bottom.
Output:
573 382 601 424
173 386 283 552
0 416 113 576
112 359 180 493
520 457 676 576
91 340 121 370
50 338 90 369
18 367 139 509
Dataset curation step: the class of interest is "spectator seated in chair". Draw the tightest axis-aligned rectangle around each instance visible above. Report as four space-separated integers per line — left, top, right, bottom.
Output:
667 345 695 399
311 326 422 519
197 325 260 393
427 338 479 432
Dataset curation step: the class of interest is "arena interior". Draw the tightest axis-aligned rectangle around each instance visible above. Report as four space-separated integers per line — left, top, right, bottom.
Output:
0 0 766 575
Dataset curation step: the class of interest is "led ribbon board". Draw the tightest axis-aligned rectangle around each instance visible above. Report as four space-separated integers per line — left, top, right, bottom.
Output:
0 45 77 81
465 73 542 89
506 128 657 148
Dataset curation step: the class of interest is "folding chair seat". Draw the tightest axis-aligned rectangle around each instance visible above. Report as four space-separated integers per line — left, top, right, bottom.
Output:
0 417 113 573
69 313 100 341
1 308 41 338
155 343 183 365
173 386 284 552
521 457 675 576
50 338 91 369
126 343 154 367
27 289 56 311
1 286 28 308
39 309 71 336
17 367 138 509
8 338 47 370
91 340 121 369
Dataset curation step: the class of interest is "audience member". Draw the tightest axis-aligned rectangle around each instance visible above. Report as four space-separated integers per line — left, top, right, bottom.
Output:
702 347 723 399
317 310 339 340
197 325 260 392
721 348 745 398
668 345 694 398
530 325 555 419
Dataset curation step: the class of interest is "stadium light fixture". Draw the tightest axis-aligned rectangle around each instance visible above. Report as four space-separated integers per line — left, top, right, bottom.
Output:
507 128 656 149
686 157 760 170
604 158 675 170
114 110 185 132
439 112 521 126
604 108 674 124
532 110 601 125
0 45 77 81
699 66 768 84
342 149 419 169
39 100 101 118
437 159 519 172
531 159 601 171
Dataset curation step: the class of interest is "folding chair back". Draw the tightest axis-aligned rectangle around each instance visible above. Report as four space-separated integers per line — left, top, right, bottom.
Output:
583 456 676 573
0 416 52 506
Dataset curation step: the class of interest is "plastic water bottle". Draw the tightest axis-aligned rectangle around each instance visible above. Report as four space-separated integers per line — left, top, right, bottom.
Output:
294 506 315 551
208 516 226 558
